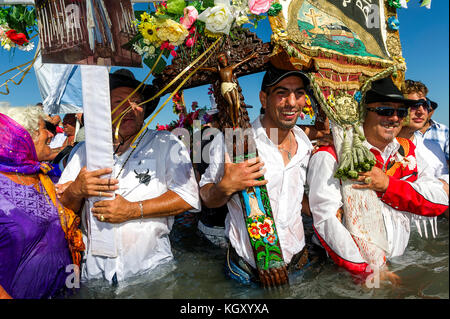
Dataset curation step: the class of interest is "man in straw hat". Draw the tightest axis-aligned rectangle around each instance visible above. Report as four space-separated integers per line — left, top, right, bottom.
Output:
58 69 201 283
307 76 448 283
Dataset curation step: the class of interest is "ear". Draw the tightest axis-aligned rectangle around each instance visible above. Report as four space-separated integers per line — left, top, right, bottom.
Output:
259 90 267 111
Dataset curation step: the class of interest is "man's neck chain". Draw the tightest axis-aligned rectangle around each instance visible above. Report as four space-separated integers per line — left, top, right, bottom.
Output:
278 132 293 160
114 130 148 179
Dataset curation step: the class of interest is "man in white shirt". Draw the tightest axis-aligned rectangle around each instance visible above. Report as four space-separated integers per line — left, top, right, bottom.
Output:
199 65 313 287
58 69 200 284
308 77 448 283
398 80 449 185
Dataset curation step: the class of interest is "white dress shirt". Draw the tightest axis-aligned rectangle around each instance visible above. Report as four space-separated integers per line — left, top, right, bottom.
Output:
200 116 313 268
59 130 201 282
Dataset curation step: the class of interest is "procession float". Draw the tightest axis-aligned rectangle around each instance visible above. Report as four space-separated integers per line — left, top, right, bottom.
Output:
0 0 436 287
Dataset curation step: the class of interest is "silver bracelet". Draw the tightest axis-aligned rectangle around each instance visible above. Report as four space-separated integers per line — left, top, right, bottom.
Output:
138 201 144 223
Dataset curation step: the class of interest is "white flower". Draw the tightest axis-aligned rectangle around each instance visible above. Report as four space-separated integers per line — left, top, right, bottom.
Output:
133 43 145 55
18 42 34 51
394 152 416 170
401 155 417 170
197 0 235 35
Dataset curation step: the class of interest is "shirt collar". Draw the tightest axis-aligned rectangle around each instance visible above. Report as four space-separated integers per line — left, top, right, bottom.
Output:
363 138 400 162
251 115 313 161
252 115 310 143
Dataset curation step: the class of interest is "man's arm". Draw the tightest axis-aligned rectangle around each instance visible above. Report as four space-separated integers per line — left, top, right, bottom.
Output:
91 190 193 223
307 150 369 276
354 148 448 217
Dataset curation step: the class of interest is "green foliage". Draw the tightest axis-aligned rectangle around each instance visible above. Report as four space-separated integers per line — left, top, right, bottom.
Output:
166 0 187 15
144 49 167 74
0 5 37 38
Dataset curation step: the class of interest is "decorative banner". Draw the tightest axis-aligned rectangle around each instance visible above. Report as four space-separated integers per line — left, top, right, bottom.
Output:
34 0 142 67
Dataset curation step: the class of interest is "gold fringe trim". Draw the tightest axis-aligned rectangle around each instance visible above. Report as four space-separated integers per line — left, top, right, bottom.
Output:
313 76 361 90
314 59 384 77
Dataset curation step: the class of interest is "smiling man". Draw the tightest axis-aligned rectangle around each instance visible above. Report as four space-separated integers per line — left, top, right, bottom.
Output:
307 77 449 283
199 65 314 286
398 80 448 192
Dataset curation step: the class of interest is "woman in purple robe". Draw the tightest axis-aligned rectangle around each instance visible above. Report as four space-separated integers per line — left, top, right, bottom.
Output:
0 106 84 299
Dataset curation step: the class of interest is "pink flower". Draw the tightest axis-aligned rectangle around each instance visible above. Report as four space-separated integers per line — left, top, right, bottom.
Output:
248 0 272 15
160 41 175 51
170 50 177 58
185 37 195 47
180 6 198 29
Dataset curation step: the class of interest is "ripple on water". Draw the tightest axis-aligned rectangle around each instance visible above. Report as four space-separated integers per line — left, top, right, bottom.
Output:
71 217 448 299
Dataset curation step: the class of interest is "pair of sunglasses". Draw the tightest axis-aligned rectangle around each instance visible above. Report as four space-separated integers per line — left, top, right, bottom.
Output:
366 106 409 118
411 99 431 112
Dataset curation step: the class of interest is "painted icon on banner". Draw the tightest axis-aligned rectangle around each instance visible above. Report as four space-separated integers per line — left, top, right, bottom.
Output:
35 0 142 67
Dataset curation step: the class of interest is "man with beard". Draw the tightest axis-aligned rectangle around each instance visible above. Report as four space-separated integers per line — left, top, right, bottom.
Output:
199 65 313 286
307 77 448 283
57 69 200 284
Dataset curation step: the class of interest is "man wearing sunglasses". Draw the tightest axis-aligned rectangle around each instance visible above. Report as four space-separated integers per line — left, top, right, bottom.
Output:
398 81 448 207
307 77 449 284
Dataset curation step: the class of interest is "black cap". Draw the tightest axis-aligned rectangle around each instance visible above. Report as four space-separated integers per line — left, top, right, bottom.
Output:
261 65 310 91
364 77 416 106
109 69 160 119
426 97 438 110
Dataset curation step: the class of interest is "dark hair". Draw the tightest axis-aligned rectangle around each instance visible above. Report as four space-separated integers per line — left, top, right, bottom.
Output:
44 120 57 136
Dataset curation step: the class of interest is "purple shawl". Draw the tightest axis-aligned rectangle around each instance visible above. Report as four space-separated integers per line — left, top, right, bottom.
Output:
0 113 43 175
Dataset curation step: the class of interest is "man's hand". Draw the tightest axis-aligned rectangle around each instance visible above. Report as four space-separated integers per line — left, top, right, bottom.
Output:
71 167 119 199
352 166 389 193
91 194 137 224
218 153 268 197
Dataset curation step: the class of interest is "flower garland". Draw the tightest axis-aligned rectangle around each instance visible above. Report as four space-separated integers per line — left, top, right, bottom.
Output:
130 0 280 72
0 5 36 52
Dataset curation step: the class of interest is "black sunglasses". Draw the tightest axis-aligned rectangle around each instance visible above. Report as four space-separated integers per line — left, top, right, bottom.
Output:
411 99 431 112
366 106 409 118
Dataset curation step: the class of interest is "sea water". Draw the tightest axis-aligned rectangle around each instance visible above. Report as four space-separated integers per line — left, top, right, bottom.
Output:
70 215 448 299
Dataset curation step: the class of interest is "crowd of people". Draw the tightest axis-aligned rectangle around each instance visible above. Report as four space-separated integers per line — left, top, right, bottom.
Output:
0 65 448 298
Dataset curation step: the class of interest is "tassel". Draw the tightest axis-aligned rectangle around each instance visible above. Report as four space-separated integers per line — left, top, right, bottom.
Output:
415 219 423 237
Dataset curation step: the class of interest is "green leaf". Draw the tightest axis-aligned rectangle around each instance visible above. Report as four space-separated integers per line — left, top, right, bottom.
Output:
268 246 281 254
144 53 167 74
270 255 282 262
134 10 146 20
166 0 186 15
203 0 215 8
162 48 171 59
256 251 267 261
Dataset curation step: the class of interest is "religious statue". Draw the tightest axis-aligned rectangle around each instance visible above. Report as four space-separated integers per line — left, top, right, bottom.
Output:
201 52 258 127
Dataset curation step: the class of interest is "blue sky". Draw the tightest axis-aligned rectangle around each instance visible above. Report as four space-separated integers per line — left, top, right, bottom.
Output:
0 1 448 127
